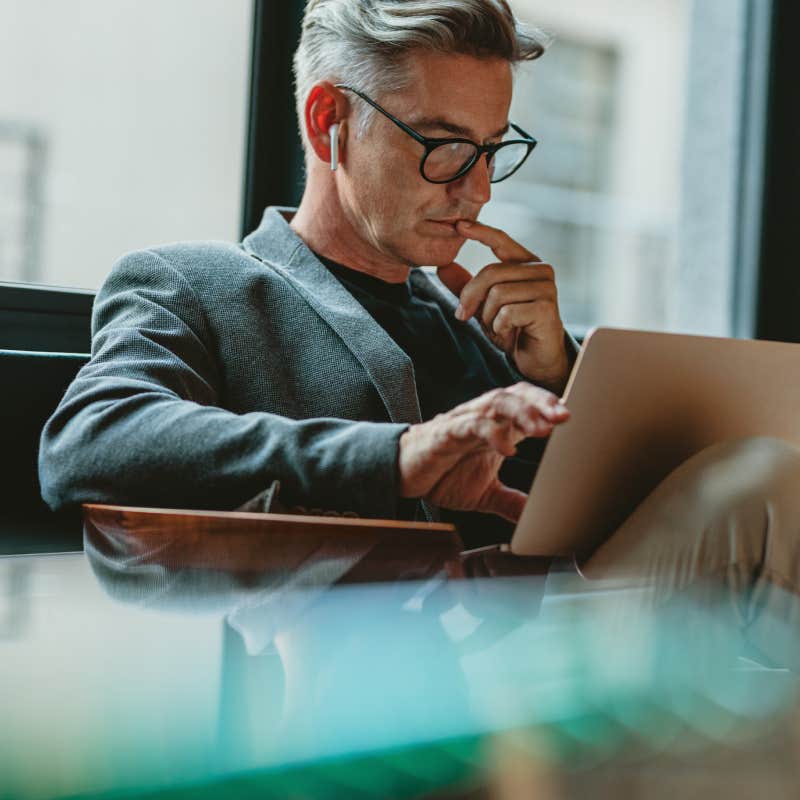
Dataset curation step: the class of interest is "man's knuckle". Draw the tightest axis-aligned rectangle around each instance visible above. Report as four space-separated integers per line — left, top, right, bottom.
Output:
539 263 555 280
486 284 504 304
481 263 501 283
489 391 514 414
496 306 513 326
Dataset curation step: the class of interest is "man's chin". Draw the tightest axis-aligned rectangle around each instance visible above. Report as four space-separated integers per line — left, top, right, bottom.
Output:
410 234 465 267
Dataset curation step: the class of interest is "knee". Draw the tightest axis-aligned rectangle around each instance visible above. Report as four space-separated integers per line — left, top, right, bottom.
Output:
690 437 800 601
584 438 800 587
706 436 800 464
683 438 800 564
695 437 800 503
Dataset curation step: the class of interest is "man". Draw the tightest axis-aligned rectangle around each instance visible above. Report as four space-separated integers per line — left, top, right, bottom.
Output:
39 0 800 640
40 1 575 547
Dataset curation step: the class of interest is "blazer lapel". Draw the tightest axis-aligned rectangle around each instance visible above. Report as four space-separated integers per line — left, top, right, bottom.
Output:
243 207 422 426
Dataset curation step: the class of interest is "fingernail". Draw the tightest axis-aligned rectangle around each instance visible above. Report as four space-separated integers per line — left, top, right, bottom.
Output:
455 304 466 320
459 220 473 229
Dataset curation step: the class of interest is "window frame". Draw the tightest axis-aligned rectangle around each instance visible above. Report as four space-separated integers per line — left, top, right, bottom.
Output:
754 0 800 342
241 0 306 236
0 281 93 353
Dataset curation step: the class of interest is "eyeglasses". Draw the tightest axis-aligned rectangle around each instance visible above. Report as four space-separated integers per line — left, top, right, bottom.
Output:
335 84 537 185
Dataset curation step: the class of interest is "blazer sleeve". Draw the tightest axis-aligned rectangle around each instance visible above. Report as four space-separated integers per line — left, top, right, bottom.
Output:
38 249 409 517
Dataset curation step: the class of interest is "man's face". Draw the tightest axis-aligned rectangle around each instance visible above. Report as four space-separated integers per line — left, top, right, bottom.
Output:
339 51 513 268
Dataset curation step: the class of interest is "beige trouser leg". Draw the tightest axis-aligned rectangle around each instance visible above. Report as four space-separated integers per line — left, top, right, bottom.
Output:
581 436 800 668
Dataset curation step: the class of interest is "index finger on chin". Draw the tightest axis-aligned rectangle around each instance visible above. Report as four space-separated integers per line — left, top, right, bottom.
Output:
456 220 540 263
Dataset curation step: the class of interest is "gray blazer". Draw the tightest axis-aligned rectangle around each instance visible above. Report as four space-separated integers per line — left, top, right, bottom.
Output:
39 207 536 519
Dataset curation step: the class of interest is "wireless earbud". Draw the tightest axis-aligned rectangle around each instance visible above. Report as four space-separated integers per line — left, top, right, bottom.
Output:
329 123 340 171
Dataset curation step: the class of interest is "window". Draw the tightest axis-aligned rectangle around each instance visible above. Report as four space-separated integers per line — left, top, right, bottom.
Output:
0 122 45 282
0 0 253 290
457 0 770 338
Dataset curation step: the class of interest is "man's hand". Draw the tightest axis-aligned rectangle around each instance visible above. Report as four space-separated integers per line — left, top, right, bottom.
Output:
398 383 570 523
437 220 570 394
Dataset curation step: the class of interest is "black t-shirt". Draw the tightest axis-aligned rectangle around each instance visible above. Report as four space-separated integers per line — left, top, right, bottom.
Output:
316 252 544 548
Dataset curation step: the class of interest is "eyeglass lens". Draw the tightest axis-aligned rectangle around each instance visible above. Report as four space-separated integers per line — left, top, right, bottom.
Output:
423 141 530 183
491 142 530 181
424 142 479 182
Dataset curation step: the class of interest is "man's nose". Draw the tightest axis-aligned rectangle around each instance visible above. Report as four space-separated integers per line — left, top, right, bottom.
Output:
449 155 492 205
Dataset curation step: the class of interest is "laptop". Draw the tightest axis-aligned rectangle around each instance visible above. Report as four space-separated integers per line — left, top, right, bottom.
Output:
511 327 800 557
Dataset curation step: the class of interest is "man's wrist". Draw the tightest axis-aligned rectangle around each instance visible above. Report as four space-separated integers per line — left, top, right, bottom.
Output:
396 424 419 499
507 354 567 393
508 332 577 394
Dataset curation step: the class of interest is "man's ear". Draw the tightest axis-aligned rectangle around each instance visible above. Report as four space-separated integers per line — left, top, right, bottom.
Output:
304 82 349 167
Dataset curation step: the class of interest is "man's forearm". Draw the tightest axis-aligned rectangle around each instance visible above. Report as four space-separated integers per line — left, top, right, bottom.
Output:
40 387 408 517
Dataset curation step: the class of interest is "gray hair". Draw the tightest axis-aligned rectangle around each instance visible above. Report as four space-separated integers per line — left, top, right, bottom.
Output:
293 0 549 156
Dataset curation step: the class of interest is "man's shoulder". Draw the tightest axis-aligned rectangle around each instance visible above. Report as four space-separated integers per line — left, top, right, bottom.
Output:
106 236 292 294
107 208 301 288
119 239 254 275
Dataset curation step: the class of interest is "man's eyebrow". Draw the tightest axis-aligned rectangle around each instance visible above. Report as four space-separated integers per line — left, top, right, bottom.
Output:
410 117 510 141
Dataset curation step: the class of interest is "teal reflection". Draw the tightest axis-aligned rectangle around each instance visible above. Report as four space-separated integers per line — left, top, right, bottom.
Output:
4 522 793 799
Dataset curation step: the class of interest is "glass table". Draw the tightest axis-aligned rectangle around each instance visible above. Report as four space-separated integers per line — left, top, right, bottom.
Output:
2 513 799 800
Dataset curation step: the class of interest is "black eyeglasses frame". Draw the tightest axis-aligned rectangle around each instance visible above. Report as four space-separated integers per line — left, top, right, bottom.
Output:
334 83 537 185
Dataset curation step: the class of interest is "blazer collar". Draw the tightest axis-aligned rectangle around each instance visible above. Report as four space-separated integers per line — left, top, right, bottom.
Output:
243 207 422 425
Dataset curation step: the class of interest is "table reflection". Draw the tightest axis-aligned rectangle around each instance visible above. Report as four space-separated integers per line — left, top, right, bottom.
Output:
1 513 800 799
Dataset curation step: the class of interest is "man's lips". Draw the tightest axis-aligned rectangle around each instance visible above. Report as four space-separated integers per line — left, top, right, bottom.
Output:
427 218 473 232
426 219 462 235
